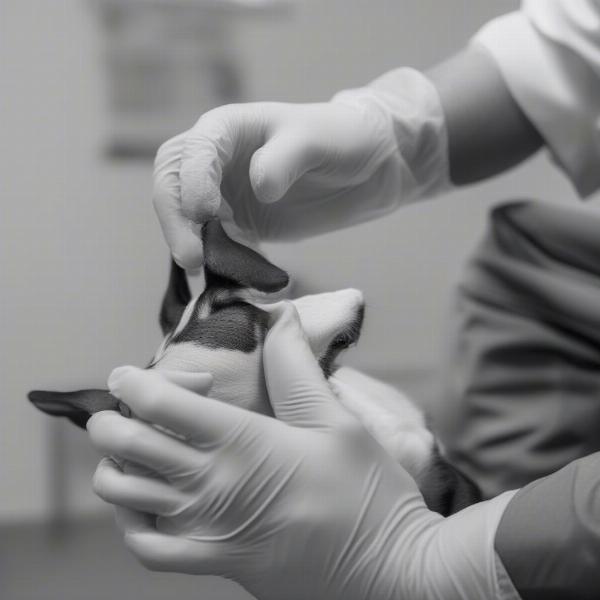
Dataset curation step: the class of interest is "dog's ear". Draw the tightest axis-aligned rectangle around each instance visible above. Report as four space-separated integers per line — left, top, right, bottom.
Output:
202 221 289 293
160 260 192 335
28 389 128 430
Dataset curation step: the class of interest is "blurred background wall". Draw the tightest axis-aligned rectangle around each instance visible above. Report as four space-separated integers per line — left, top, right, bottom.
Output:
0 0 583 525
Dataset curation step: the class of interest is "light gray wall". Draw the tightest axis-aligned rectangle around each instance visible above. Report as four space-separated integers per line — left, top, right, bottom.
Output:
0 0 586 522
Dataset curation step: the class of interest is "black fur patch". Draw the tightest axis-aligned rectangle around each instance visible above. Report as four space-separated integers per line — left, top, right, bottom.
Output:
159 261 192 335
172 293 269 353
418 446 482 516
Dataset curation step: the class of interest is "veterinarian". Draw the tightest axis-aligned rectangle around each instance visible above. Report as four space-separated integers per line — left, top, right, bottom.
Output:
90 2 600 599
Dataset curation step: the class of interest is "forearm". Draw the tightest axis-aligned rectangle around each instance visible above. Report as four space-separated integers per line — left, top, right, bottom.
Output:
426 44 543 185
495 453 600 599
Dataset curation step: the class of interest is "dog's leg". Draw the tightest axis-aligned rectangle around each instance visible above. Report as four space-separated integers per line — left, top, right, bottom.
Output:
329 366 481 515
329 367 435 479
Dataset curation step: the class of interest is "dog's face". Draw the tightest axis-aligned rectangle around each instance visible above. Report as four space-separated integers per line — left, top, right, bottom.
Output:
150 284 364 416
29 221 364 425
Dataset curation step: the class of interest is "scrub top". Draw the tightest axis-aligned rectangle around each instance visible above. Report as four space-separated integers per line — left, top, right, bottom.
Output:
439 200 600 599
475 0 600 197
442 4 600 597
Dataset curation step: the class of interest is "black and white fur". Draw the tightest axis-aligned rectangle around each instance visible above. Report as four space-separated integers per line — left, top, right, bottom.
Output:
29 221 480 516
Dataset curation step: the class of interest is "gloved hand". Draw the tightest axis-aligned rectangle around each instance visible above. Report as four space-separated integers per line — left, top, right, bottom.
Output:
88 303 515 600
154 68 451 268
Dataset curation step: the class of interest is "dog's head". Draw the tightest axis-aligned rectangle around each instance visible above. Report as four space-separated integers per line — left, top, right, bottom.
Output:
29 221 365 425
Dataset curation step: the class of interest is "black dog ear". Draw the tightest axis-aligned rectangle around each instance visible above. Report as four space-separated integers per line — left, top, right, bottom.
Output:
159 260 192 335
202 221 289 293
28 389 128 430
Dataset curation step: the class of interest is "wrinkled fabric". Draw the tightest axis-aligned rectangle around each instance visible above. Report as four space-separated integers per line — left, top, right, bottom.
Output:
439 199 600 499
475 2 600 196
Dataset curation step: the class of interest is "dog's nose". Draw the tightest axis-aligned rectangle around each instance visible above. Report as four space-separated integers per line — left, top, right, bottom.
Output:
336 288 364 310
291 288 365 356
325 288 365 322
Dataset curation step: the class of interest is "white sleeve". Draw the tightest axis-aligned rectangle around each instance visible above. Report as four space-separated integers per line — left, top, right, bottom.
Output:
473 1 600 197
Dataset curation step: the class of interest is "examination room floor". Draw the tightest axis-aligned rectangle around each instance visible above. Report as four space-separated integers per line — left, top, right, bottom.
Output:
1 517 245 600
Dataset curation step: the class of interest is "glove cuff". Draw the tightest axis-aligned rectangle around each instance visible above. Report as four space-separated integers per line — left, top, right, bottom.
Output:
409 490 519 600
332 68 453 204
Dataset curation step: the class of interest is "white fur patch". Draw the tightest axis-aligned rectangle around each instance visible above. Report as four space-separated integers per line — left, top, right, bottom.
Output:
153 342 270 415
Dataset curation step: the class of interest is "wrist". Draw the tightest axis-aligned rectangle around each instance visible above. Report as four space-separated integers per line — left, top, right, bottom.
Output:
332 67 452 203
406 491 518 600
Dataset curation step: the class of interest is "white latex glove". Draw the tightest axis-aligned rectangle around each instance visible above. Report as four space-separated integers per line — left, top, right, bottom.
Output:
153 68 451 268
88 303 516 600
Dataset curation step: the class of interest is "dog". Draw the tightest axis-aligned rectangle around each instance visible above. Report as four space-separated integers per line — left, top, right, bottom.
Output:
29 221 480 516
